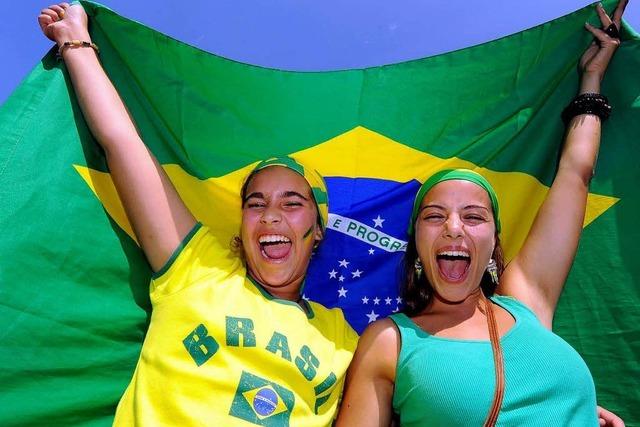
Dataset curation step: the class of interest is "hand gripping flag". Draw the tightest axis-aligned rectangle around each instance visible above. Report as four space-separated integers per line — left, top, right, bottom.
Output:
1 0 639 425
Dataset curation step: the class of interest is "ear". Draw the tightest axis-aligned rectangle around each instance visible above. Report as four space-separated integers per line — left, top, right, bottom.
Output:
314 225 324 244
491 233 497 257
231 235 244 254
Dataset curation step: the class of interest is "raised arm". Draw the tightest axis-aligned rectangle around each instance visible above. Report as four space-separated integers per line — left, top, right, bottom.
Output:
336 319 398 427
499 0 627 327
39 3 196 271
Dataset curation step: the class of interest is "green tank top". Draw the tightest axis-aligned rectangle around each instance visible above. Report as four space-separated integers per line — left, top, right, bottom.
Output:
390 296 597 426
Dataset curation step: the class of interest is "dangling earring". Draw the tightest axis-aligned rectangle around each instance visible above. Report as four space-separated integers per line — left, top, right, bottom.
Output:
487 259 499 285
414 258 423 279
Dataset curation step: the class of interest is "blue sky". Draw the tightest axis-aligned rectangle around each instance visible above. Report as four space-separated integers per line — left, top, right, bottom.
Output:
2 0 639 104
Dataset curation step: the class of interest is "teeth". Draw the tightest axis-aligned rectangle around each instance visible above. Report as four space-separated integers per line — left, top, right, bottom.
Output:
259 234 291 244
437 250 470 258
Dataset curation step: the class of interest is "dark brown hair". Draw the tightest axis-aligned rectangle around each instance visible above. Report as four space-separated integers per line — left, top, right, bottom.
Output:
400 234 505 316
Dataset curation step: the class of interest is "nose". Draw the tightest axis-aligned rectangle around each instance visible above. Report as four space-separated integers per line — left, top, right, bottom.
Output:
260 205 281 224
444 214 463 239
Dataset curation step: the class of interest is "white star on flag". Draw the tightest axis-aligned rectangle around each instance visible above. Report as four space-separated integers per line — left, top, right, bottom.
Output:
368 248 375 255
362 296 369 304
328 269 338 279
366 310 380 323
351 269 363 278
339 275 345 282
396 296 403 304
338 287 348 297
338 259 350 268
385 297 392 305
372 215 385 228
373 297 380 305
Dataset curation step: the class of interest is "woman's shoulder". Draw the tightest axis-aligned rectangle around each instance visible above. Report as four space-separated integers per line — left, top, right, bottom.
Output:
359 316 401 350
492 294 540 322
350 317 400 383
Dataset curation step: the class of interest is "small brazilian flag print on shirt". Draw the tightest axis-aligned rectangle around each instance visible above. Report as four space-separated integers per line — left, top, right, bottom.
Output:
229 371 295 426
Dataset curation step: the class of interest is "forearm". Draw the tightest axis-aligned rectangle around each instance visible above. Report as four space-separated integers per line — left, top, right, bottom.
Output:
55 26 141 153
558 71 603 186
558 3 623 186
46 8 196 270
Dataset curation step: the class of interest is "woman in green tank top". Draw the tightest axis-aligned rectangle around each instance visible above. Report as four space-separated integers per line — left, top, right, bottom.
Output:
336 2 628 426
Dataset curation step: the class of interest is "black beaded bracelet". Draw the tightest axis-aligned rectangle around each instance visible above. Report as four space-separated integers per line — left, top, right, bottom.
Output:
561 93 611 125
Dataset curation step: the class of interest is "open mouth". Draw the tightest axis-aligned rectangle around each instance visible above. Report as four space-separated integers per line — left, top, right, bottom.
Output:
436 250 471 282
259 234 292 261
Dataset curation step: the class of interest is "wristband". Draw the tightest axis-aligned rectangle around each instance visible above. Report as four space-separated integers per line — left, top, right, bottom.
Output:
561 92 611 125
57 40 100 59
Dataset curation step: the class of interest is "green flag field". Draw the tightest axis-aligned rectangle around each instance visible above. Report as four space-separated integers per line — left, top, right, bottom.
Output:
1 0 639 424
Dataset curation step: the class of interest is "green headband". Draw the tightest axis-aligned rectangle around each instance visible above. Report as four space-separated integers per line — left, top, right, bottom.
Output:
407 169 501 235
251 156 329 231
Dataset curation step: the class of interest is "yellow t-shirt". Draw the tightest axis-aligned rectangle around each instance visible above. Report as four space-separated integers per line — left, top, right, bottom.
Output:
114 224 358 427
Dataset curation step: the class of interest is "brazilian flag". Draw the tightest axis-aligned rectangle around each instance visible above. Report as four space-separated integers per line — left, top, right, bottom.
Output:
229 371 295 426
1 0 639 424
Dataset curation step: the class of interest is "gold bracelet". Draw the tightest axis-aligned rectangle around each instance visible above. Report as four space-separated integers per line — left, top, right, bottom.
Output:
56 40 100 58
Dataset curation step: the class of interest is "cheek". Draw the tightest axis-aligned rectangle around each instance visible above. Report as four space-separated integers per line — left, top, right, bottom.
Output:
240 211 259 236
287 209 316 229
415 228 437 259
468 228 495 256
416 223 439 242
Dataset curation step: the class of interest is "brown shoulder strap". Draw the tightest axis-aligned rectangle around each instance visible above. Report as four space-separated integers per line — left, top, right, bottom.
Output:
482 294 505 427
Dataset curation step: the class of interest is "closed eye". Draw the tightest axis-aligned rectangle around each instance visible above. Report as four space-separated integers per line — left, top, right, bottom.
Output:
463 214 490 225
422 213 445 221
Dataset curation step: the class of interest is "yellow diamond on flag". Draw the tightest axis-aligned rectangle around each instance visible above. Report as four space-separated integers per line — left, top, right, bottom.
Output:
74 126 618 261
241 386 289 420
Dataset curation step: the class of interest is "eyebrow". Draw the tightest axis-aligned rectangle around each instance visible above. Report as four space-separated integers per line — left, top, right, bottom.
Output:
463 205 490 212
282 191 309 201
419 204 445 213
243 192 264 203
419 204 490 212
243 191 309 204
